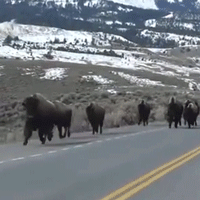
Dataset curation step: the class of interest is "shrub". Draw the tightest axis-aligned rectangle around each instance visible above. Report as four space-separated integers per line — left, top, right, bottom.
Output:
54 37 60 43
104 101 138 128
100 92 109 99
70 105 89 132
3 35 13 45
61 93 77 104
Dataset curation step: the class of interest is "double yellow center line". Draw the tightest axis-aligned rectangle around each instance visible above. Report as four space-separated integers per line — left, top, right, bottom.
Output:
101 146 200 200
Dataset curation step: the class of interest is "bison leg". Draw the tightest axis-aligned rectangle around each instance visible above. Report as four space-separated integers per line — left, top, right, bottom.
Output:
179 119 181 126
174 121 178 128
47 128 53 141
188 122 191 128
47 132 53 141
23 120 33 146
100 121 103 134
143 119 146 126
46 124 54 141
42 135 46 144
58 125 64 139
95 125 99 134
92 127 95 135
169 121 172 128
38 128 46 144
100 126 102 134
63 127 68 138
67 127 71 138
93 123 98 134
138 118 142 125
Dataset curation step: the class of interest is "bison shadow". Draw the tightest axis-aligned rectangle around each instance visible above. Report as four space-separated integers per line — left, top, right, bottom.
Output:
70 135 99 140
39 140 92 147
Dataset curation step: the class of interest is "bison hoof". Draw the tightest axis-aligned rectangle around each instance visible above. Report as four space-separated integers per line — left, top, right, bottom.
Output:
41 139 46 144
23 141 28 146
47 135 52 141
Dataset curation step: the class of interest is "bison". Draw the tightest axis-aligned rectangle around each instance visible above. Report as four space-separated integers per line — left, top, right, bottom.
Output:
53 100 72 138
138 100 150 126
22 93 56 145
167 96 183 128
183 100 199 128
86 102 105 135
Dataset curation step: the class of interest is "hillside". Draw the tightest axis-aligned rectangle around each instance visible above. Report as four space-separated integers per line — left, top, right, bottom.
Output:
1 0 200 48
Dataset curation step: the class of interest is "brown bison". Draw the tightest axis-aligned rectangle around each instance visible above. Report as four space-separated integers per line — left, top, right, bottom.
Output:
86 102 105 135
53 100 72 138
138 100 151 126
183 100 199 128
167 96 183 128
22 93 56 145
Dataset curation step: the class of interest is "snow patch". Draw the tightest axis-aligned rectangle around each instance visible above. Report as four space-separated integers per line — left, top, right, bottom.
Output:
81 75 114 84
19 66 41 76
107 89 117 94
108 0 158 10
163 12 174 19
40 68 68 80
125 22 136 27
145 19 157 28
111 71 165 87
188 82 200 91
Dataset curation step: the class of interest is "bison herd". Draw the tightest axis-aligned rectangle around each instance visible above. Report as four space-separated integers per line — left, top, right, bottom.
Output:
22 93 199 146
166 96 199 129
22 93 106 145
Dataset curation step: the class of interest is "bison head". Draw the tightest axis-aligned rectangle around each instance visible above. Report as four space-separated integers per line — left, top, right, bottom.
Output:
22 95 39 116
86 102 95 111
184 100 191 109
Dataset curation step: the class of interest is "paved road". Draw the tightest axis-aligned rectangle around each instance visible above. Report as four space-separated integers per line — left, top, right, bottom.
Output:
0 122 200 200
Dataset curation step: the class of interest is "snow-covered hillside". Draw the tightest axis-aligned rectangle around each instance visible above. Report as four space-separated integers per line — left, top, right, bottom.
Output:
7 0 158 10
0 20 131 45
108 0 158 10
140 29 200 46
0 21 200 91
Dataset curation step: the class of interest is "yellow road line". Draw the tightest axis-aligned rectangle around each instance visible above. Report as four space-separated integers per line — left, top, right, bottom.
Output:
101 146 200 200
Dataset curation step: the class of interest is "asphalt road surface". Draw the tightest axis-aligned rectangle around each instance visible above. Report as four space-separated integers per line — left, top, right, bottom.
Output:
0 122 200 200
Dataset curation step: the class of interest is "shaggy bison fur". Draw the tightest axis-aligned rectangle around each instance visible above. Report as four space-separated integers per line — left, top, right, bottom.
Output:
53 100 72 138
86 102 105 135
167 96 183 128
183 100 199 128
22 93 56 145
138 100 151 126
